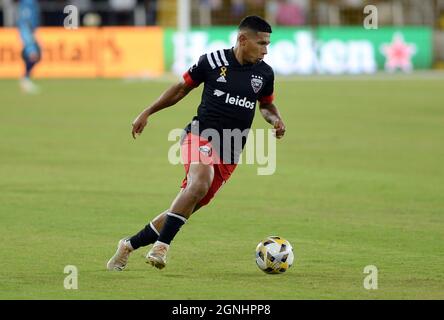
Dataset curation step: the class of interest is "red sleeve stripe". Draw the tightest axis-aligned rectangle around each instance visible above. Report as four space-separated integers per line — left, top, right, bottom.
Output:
259 94 274 104
183 71 198 87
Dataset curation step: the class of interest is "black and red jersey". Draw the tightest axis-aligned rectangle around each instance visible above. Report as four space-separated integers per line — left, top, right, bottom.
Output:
183 47 275 164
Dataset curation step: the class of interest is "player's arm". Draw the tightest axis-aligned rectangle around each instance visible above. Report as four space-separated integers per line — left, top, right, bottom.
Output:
131 80 194 139
259 102 286 139
132 54 207 139
258 69 284 139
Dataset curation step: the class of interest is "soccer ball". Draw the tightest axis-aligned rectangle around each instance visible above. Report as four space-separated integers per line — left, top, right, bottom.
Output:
255 236 294 274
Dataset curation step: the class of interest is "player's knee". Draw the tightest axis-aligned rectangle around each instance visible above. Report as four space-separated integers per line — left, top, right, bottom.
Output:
187 180 211 202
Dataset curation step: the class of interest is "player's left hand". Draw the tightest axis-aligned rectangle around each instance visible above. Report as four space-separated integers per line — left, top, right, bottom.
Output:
273 118 286 139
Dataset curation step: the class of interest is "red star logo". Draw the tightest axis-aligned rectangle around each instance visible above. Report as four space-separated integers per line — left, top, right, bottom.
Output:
380 33 417 72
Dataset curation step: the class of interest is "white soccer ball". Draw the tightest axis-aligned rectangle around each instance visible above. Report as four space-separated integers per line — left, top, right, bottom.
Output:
255 236 294 274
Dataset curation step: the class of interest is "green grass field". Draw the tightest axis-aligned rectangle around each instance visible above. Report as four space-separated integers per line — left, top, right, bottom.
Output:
1 75 443 299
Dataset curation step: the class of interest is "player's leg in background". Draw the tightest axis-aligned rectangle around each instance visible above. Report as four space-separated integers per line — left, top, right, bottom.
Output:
20 46 41 94
25 52 40 77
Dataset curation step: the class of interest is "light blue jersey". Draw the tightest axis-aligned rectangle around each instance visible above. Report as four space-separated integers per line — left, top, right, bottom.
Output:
17 0 40 58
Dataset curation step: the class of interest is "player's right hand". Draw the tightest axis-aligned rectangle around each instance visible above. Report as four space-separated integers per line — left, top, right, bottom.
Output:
131 114 148 139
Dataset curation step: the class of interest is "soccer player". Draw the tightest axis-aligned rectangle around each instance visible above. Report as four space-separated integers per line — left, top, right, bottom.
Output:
107 16 286 271
17 0 41 94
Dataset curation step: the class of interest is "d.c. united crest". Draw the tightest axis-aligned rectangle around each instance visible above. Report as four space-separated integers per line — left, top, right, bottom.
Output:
251 75 263 93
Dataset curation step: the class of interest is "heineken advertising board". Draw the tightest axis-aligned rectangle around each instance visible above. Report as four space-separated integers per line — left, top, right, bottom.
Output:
164 27 432 75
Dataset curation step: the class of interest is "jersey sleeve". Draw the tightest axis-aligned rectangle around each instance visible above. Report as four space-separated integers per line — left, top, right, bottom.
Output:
183 55 208 88
258 69 275 104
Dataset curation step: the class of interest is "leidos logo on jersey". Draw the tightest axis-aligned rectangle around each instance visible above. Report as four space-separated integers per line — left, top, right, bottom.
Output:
213 89 255 109
225 93 256 109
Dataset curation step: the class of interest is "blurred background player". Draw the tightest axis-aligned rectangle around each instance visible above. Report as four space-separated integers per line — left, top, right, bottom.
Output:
17 0 41 94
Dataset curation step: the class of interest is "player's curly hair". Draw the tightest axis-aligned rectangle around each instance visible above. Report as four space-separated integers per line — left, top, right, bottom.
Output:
238 16 272 33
